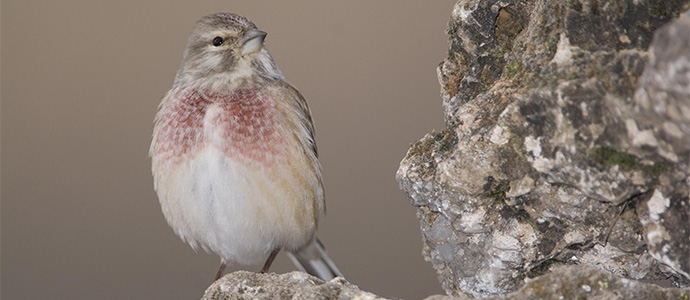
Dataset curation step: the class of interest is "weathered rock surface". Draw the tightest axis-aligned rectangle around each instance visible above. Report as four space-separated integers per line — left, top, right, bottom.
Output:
428 265 690 300
200 271 384 300
397 0 690 297
203 266 690 300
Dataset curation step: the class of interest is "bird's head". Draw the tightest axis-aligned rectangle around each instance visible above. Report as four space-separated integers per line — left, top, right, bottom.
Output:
175 13 283 91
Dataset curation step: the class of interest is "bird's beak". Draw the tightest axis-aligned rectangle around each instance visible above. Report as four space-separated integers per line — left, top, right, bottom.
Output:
241 29 267 55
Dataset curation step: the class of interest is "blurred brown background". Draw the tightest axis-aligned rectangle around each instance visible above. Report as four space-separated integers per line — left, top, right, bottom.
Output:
2 1 455 299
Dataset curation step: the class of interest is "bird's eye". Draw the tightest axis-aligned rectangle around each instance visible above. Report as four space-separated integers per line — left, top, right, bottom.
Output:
212 36 224 47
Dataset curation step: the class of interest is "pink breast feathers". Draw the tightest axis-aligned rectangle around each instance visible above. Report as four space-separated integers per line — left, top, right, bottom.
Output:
154 89 211 164
210 88 285 165
154 88 284 166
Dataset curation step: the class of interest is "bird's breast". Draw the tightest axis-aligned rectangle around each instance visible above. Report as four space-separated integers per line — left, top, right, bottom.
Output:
205 88 285 165
153 88 285 167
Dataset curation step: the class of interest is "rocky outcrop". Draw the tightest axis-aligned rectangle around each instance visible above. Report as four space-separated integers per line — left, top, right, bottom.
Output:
429 265 690 300
397 0 690 297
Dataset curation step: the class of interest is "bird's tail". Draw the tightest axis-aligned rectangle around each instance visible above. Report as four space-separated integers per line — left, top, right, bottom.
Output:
287 237 344 281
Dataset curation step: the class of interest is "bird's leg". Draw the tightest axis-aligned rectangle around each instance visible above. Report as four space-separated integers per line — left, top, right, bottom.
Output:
261 248 281 273
213 261 227 281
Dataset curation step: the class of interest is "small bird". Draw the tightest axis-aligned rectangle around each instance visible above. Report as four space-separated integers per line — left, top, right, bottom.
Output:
150 13 342 281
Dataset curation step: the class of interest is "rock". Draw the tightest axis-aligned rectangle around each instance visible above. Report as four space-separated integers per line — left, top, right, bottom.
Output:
424 265 690 300
201 267 689 300
634 12 690 280
397 0 690 297
200 271 385 300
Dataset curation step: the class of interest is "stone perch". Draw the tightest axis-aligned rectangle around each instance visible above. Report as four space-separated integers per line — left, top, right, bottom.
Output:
200 271 384 300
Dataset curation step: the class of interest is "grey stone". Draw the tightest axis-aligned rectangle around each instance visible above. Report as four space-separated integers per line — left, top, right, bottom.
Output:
634 10 690 281
420 265 690 300
201 266 690 300
200 271 385 300
397 0 690 297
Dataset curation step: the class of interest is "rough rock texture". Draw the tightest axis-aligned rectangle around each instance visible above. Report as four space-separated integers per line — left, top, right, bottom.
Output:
200 271 384 300
202 267 690 300
397 0 690 297
429 265 690 300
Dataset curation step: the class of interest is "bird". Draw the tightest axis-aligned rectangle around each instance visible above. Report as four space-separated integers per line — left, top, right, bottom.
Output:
150 12 342 282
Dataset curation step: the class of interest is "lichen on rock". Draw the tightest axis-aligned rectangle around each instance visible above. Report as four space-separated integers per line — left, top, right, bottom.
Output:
397 0 690 297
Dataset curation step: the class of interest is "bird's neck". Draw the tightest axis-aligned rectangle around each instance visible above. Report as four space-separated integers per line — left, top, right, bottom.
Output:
176 51 284 94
